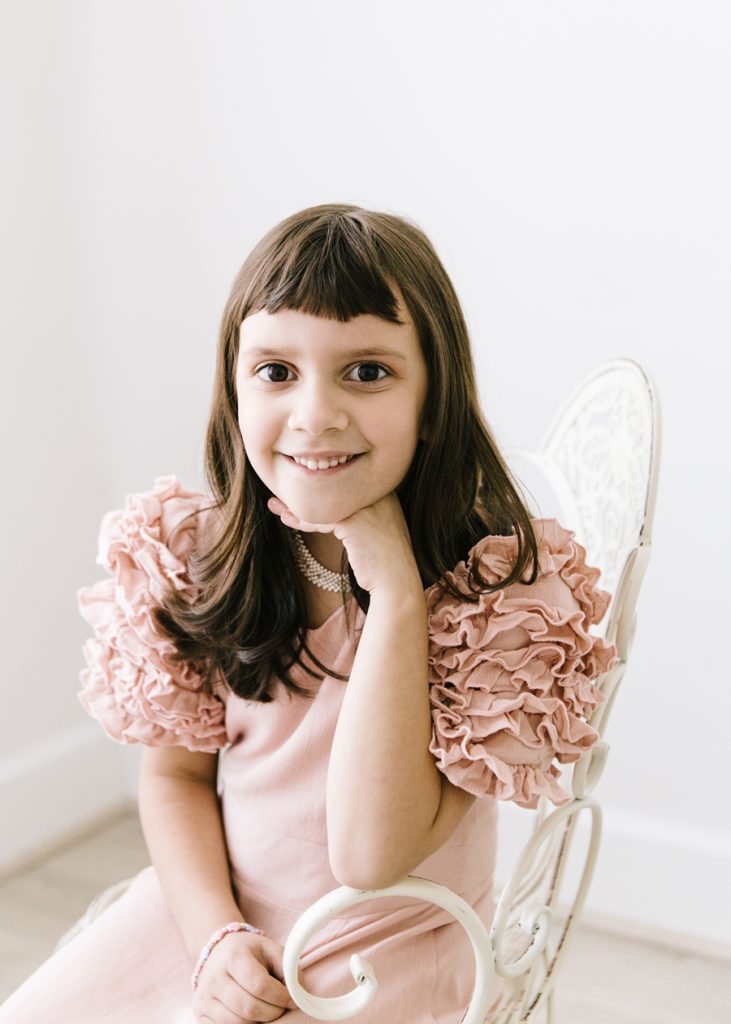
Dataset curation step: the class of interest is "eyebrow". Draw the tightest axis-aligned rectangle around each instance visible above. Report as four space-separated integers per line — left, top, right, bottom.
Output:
242 345 407 362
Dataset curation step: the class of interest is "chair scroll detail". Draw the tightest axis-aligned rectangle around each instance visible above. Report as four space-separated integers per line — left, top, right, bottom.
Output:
281 878 498 1023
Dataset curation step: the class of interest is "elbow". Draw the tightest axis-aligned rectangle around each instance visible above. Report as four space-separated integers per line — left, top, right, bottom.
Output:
330 863 405 892
328 846 415 892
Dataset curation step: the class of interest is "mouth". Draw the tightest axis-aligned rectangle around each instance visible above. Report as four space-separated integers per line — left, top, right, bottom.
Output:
283 453 365 475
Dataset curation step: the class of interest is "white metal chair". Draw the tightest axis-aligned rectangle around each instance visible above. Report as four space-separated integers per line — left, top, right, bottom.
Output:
57 357 660 1023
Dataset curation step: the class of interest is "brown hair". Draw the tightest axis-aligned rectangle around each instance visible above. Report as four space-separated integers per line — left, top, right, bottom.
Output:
153 203 539 703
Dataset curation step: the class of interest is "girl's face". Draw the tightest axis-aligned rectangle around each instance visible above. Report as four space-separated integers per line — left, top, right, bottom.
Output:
236 287 429 526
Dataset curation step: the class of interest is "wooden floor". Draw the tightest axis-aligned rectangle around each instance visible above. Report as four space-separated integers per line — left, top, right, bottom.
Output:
1 807 730 1022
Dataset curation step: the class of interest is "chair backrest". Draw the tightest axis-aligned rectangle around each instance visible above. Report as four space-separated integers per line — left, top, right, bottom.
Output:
504 357 659 645
487 357 661 1022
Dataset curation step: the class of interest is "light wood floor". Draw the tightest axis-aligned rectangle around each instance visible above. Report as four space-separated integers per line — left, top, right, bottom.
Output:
1 807 730 1021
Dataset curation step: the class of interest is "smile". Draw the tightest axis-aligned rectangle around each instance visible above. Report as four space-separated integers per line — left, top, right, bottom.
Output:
284 453 364 474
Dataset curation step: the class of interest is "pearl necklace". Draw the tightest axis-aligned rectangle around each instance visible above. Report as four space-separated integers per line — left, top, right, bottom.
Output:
292 530 353 594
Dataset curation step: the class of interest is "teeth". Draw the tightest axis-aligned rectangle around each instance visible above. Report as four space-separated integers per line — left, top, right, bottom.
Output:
293 454 356 470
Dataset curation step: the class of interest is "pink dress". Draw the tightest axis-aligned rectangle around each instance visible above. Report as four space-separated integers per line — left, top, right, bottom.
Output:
0 475 619 1024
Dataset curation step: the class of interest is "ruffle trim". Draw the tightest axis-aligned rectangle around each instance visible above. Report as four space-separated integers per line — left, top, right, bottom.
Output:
426 519 620 810
76 474 227 752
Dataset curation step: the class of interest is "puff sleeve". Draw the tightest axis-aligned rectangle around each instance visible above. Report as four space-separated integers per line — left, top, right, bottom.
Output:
76 474 228 752
426 519 620 810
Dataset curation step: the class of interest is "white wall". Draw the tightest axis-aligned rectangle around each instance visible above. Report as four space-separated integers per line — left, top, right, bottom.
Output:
2 0 729 949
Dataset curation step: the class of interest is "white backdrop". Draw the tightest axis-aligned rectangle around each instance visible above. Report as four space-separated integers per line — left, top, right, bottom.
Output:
1 0 729 949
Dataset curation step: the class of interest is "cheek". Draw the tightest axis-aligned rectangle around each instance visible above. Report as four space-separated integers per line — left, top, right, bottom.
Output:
389 407 423 450
237 404 271 444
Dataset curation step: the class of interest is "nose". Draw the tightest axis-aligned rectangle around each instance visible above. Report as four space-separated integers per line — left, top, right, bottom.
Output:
287 377 349 435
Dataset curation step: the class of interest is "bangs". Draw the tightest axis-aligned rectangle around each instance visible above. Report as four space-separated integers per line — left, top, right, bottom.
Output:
247 213 407 325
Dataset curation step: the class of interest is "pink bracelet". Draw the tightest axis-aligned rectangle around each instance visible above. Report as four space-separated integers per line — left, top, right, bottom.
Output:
191 921 265 992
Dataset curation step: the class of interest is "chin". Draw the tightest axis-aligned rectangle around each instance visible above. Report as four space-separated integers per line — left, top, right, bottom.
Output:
286 494 364 525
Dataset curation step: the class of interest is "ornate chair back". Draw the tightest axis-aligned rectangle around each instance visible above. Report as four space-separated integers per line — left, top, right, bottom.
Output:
485 356 661 1022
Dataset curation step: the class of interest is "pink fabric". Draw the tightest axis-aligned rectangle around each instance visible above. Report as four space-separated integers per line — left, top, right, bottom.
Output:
426 518 619 809
0 476 618 1023
76 475 227 750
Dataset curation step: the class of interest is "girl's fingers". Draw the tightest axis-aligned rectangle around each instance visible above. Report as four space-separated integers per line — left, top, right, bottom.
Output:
291 519 334 533
213 978 282 1019
209 996 250 1023
196 997 247 1024
212 983 284 1023
267 497 334 533
223 962 293 1018
195 997 240 1024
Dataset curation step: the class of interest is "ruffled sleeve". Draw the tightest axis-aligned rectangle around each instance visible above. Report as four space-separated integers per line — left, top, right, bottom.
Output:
76 474 228 752
426 519 620 810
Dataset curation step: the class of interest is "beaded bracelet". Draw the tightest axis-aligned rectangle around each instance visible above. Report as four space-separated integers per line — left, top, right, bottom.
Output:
191 921 265 992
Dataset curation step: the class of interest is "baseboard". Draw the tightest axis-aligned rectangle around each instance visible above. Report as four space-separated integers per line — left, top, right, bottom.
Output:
577 906 731 964
0 726 138 881
494 799 731 952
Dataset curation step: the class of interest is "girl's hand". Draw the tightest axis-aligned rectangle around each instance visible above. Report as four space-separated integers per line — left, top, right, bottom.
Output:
192 931 298 1023
267 492 421 597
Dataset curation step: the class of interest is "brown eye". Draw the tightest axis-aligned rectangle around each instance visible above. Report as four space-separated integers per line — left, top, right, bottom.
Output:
256 363 292 383
347 363 390 383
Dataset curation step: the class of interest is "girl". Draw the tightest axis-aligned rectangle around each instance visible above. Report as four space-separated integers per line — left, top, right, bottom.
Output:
0 203 619 1024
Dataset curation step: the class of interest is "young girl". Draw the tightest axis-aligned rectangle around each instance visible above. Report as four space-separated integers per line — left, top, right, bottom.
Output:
0 203 619 1024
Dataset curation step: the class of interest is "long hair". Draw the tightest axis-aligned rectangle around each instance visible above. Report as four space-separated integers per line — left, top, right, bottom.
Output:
153 203 539 703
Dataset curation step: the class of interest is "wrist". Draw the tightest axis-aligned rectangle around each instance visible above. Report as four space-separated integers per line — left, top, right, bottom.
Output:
366 584 428 639
182 900 254 964
369 576 425 607
191 920 265 992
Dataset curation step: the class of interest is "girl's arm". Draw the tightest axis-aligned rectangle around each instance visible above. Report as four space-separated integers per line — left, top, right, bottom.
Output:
327 583 460 890
137 746 246 963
